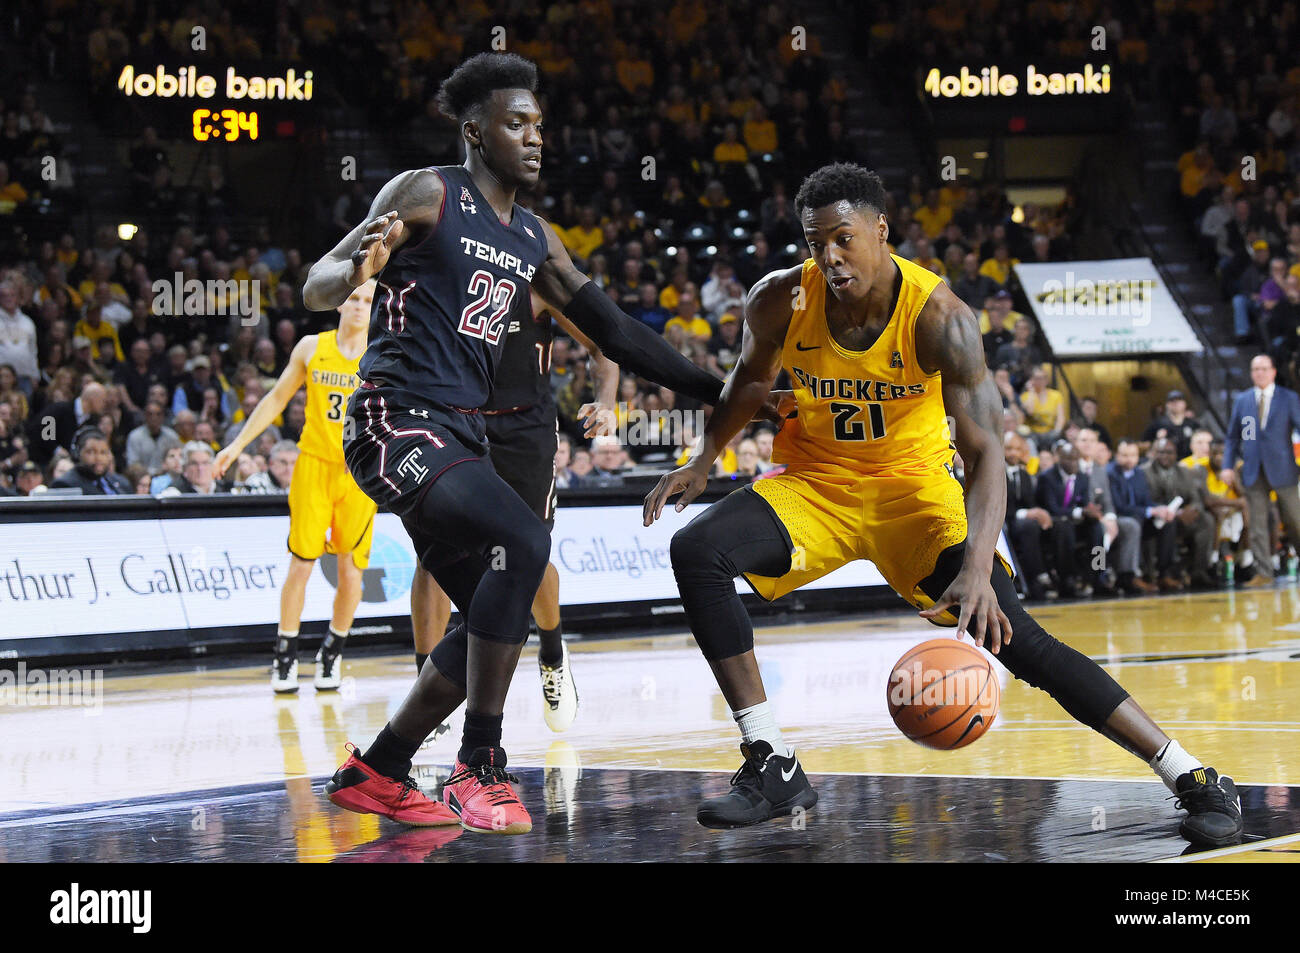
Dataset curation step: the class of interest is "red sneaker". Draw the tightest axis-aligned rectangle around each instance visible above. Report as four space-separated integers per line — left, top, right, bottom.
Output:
442 747 533 834
324 743 460 827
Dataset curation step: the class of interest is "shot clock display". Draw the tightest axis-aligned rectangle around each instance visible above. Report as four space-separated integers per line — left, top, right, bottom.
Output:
192 108 258 142
116 62 313 143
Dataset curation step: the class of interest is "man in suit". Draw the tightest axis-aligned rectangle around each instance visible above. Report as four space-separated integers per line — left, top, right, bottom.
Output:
1143 437 1216 588
1003 431 1052 600
27 381 109 463
49 426 132 495
1110 438 1181 591
1076 427 1151 594
1222 353 1300 586
1035 441 1105 597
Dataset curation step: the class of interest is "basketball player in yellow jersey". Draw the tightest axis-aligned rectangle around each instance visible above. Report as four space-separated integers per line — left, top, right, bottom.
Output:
213 280 378 695
644 164 1241 847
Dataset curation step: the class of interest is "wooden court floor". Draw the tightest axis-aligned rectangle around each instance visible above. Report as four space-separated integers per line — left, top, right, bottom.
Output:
1 587 1298 862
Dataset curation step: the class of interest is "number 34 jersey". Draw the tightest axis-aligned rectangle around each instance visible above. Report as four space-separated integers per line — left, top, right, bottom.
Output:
299 329 361 465
773 255 954 477
359 164 550 412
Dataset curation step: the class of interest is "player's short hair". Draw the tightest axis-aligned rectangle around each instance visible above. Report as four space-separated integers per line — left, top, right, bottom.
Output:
795 163 888 218
435 53 539 122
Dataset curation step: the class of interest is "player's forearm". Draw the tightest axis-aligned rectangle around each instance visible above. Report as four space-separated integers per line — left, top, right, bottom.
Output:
959 444 1006 574
563 282 723 405
303 258 358 312
227 393 289 455
687 367 768 470
590 350 618 407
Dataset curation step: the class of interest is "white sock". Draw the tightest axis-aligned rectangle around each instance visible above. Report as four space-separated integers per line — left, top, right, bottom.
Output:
1150 740 1203 793
732 702 793 758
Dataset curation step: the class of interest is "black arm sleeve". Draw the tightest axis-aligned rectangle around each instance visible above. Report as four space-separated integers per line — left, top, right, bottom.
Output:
563 281 724 405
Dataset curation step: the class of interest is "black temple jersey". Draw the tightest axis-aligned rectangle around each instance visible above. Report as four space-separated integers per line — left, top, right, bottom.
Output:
486 298 555 412
359 165 550 410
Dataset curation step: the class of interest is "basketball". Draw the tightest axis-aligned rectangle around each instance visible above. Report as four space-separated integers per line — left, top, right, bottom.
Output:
887 638 1000 750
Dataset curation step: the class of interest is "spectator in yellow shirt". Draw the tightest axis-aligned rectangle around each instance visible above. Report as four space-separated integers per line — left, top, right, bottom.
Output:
979 243 1019 288
664 288 712 342
713 124 749 166
560 206 604 262
743 104 778 154
913 189 953 239
75 304 124 362
1177 140 1219 200
1019 367 1066 443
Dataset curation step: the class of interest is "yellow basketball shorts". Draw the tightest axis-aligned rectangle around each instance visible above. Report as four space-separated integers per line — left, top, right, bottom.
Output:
287 451 378 569
744 464 1011 623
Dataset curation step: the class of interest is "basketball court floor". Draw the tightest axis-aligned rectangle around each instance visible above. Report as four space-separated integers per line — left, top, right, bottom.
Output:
2 588 1298 863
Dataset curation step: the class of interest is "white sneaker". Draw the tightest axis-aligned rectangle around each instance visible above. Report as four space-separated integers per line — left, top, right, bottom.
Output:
540 642 578 733
544 740 582 816
314 648 342 690
271 653 299 694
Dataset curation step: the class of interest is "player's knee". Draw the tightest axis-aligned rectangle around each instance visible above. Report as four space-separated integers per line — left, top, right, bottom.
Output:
428 625 468 687
670 523 729 580
491 519 550 582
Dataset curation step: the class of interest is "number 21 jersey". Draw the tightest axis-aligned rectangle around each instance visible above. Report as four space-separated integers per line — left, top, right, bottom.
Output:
359 164 550 411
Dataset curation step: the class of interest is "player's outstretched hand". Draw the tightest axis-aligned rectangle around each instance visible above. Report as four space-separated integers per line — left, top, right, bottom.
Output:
754 389 796 427
212 444 239 480
643 463 709 526
578 402 617 438
350 211 404 285
918 567 1012 654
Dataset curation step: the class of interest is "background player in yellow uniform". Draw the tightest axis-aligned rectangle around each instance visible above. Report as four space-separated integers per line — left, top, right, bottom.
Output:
214 280 377 694
644 164 1242 847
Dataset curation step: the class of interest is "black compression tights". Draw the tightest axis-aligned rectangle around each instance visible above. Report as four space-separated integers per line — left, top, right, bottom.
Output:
395 459 549 728
669 486 1130 731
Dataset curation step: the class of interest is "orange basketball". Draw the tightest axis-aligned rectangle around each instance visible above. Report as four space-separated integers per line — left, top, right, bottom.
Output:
887 638 999 750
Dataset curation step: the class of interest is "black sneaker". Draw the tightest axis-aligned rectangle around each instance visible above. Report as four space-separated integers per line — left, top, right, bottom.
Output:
1174 767 1242 847
697 741 818 829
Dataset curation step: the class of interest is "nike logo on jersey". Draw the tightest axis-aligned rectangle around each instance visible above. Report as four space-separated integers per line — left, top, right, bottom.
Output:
794 341 820 351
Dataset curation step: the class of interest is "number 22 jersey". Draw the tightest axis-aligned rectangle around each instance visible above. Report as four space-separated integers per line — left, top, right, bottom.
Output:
358 164 550 412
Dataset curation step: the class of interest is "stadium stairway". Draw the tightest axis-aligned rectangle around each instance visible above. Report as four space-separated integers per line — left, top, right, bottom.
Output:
1124 100 1250 416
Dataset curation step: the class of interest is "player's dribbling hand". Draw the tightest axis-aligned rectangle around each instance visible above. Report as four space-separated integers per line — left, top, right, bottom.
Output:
350 211 404 285
212 444 238 480
578 402 617 438
755 389 797 427
918 568 1012 654
643 463 709 526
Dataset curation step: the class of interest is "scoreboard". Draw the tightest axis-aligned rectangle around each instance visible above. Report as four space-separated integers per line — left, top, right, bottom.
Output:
115 62 316 143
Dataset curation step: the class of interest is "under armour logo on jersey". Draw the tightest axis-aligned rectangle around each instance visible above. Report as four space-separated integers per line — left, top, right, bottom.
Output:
459 186 477 214
409 408 430 418
397 448 429 484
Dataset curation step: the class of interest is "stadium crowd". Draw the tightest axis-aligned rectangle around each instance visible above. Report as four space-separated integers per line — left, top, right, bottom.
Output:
1 0 1296 596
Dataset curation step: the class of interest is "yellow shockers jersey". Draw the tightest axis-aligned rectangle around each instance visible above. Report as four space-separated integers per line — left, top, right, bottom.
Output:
745 254 1007 611
774 255 952 475
298 330 362 464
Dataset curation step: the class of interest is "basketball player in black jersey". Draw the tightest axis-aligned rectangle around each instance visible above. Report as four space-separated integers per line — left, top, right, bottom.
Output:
313 54 729 833
410 302 617 735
